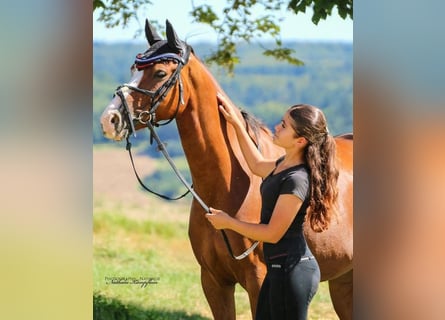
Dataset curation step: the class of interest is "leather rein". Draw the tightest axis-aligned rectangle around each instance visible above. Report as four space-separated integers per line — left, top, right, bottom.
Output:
113 46 259 260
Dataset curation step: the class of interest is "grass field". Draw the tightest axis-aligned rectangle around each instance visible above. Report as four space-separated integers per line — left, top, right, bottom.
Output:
93 148 338 319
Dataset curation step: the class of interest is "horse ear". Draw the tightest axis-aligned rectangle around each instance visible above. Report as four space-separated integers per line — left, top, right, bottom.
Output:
145 19 163 45
165 19 183 53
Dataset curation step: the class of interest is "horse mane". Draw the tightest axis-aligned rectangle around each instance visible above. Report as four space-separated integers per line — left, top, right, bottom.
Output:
240 109 267 132
240 109 272 148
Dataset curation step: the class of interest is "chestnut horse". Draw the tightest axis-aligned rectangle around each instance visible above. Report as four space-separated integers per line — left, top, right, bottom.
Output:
100 20 353 319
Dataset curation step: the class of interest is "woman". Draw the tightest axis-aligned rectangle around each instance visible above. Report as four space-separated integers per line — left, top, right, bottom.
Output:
206 93 339 319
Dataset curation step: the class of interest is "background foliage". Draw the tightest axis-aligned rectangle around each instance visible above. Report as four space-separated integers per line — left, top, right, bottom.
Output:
93 0 352 71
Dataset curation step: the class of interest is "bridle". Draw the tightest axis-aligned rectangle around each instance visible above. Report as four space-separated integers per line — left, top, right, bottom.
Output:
114 46 191 137
112 44 259 260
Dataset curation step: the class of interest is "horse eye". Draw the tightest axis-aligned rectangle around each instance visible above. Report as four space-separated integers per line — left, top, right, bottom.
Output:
155 70 167 79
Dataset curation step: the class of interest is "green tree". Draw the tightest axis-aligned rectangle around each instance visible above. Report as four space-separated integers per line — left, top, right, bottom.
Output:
93 0 352 72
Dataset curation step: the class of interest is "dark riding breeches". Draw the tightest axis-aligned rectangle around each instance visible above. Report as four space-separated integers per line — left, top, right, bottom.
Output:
255 254 320 320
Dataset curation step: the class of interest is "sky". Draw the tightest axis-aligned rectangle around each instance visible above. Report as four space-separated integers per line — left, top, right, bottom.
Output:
93 1 352 43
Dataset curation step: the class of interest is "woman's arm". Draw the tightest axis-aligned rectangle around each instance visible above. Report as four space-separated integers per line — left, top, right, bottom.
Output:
217 93 276 178
206 194 303 243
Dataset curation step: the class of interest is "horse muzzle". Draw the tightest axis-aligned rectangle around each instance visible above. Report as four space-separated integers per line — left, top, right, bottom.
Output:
100 109 130 141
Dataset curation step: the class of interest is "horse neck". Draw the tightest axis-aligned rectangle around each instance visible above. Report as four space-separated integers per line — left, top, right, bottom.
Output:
175 56 237 192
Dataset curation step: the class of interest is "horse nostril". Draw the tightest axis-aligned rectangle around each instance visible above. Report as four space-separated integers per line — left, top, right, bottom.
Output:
109 111 122 127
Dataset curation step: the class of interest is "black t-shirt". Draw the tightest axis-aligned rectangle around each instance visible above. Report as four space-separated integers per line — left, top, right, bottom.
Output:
260 158 312 260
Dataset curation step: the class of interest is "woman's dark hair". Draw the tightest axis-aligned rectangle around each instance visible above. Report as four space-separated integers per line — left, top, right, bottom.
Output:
289 104 339 232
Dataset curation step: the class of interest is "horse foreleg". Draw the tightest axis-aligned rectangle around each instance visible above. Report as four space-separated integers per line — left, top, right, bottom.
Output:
328 269 353 320
201 268 236 320
242 266 265 319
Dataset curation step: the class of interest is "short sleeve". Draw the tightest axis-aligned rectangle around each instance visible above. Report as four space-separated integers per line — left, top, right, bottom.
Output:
280 170 309 201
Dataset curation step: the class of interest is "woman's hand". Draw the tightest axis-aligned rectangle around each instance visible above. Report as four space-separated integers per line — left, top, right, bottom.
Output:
206 207 232 230
217 92 243 128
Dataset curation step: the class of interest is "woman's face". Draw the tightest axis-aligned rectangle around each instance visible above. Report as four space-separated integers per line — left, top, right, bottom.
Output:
273 111 299 148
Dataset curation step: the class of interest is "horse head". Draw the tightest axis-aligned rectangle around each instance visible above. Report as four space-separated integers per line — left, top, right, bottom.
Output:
100 19 192 141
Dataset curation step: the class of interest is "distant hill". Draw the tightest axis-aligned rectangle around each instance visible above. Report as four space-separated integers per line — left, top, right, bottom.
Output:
93 41 352 156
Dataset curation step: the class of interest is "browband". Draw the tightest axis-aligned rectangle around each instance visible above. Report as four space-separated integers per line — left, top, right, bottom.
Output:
135 52 184 70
